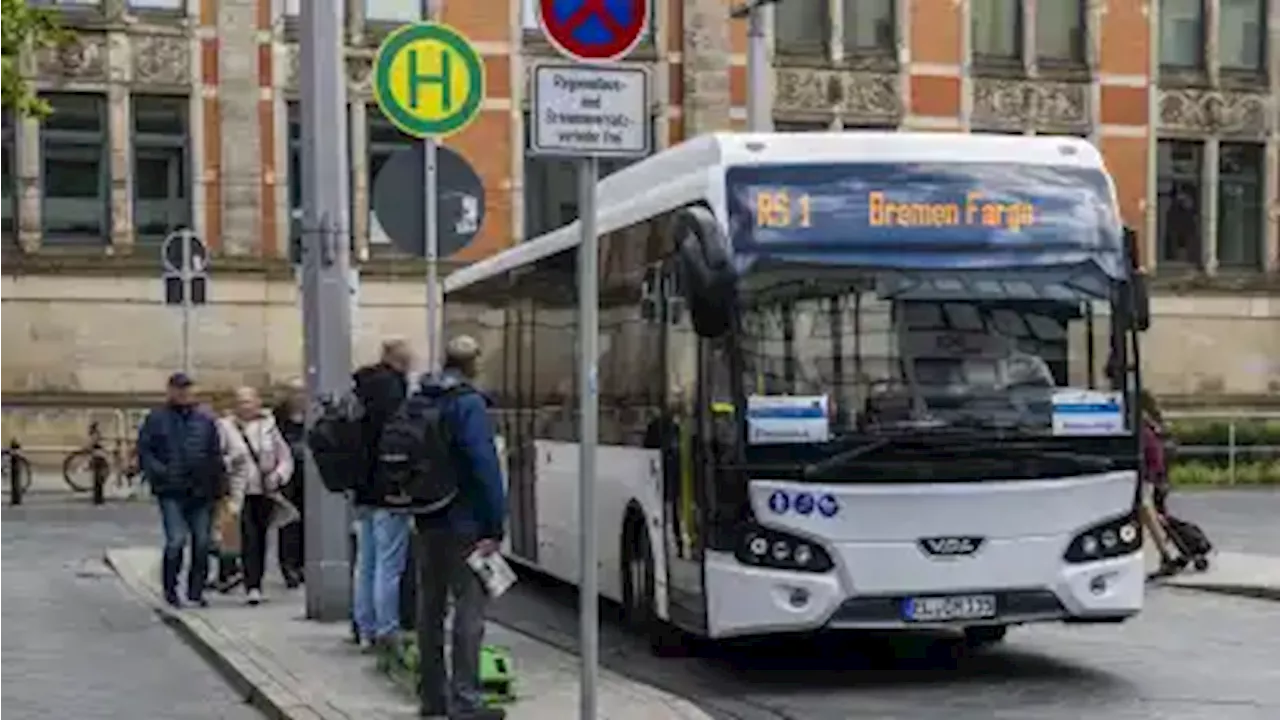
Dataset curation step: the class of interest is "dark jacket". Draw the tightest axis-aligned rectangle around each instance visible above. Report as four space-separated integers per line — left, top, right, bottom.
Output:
418 369 506 540
273 404 307 500
137 403 224 500
353 362 408 507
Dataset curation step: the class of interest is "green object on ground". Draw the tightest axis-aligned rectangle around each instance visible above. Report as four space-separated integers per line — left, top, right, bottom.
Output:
379 635 516 707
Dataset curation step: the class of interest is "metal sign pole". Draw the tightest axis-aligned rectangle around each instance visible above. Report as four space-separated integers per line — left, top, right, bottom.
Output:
577 155 600 720
425 137 440 372
180 229 193 375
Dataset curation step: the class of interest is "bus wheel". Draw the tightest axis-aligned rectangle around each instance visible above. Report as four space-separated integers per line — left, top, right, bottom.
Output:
621 514 656 634
963 625 1008 648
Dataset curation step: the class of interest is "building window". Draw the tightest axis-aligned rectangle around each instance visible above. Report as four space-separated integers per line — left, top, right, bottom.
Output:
133 96 190 243
972 0 1022 61
41 94 109 244
523 112 653 239
367 107 415 253
1160 0 1205 69
1217 143 1264 269
775 120 831 132
1156 139 1203 267
128 1 186 10
365 0 422 22
1220 0 1266 72
843 0 895 55
775 0 829 55
2 112 14 237
1037 0 1086 65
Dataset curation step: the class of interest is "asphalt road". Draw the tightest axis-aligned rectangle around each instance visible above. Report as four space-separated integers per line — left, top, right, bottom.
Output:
490 489 1280 720
1 498 263 720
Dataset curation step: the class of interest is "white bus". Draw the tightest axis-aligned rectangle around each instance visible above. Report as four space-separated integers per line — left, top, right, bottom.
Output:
443 132 1149 652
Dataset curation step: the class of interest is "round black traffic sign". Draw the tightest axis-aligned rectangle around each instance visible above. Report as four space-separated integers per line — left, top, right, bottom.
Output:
371 145 486 258
161 229 209 274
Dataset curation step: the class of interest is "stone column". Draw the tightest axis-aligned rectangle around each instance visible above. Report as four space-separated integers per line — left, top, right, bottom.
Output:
218 0 264 255
1266 0 1280 273
959 0 973 131
16 114 42 253
681 0 732 137
1201 138 1220 274
106 30 133 252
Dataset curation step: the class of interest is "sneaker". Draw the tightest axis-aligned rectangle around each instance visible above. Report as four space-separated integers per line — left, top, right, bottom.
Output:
163 593 182 609
187 595 209 608
216 571 244 594
246 588 263 606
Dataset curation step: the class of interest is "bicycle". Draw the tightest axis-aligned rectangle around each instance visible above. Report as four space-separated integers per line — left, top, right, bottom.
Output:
3 441 34 502
62 421 140 495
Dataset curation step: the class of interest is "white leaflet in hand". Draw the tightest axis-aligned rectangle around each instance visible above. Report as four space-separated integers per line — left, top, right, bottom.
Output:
746 395 830 445
466 550 517 598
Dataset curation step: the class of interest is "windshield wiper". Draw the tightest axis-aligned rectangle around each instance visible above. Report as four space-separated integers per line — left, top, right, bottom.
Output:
803 438 896 479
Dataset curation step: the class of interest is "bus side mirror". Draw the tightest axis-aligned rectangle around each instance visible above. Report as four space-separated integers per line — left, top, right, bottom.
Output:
674 205 735 338
1129 273 1151 332
1122 227 1150 332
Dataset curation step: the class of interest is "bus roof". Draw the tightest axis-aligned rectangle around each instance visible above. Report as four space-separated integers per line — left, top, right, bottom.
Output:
444 132 1112 294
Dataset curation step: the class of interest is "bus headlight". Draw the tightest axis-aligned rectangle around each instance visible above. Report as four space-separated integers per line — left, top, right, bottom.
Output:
736 525 834 573
1064 512 1142 563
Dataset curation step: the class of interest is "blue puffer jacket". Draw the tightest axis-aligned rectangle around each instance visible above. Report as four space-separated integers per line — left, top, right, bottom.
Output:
416 370 507 541
137 403 225 499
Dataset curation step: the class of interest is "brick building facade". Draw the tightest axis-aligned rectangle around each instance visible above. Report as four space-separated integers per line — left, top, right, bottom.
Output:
2 0 1278 415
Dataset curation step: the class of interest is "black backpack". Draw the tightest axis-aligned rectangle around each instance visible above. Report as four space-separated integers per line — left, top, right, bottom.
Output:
306 390 367 493
372 386 467 513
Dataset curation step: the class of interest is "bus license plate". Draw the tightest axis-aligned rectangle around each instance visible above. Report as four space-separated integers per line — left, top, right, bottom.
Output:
904 594 997 622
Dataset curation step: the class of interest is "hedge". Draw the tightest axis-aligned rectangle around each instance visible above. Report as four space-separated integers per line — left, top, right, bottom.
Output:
1169 460 1280 487
1165 418 1280 447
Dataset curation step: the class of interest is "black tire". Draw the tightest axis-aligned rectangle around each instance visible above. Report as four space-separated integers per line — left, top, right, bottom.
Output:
621 513 690 657
963 625 1008 648
62 450 95 492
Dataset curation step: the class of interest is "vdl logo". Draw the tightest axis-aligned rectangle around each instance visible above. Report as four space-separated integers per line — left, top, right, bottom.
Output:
768 490 840 518
918 536 985 557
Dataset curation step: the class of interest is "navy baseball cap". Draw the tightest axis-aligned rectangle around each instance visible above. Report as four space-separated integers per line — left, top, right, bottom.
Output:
167 372 194 388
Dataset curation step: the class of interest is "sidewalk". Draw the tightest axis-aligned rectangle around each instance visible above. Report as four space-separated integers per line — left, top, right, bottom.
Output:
105 547 712 720
1156 550 1280 601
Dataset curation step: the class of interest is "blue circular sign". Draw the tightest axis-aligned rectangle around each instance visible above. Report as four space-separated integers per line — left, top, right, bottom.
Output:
794 492 815 515
817 494 840 518
768 490 789 515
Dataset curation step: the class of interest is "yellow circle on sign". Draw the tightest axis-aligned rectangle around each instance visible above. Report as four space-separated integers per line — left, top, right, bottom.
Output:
373 23 485 139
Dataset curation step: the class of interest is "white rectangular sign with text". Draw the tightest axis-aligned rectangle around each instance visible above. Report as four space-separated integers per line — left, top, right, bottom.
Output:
531 64 651 158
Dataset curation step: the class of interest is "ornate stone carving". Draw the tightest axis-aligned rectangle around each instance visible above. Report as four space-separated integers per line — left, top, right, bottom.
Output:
36 33 108 82
346 53 373 95
1159 89 1271 137
972 78 1087 131
773 68 833 113
284 45 300 92
132 34 191 86
839 72 900 122
774 68 900 123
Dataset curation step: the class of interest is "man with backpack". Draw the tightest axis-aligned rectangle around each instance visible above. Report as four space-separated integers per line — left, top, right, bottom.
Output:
350 339 414 650
375 335 505 720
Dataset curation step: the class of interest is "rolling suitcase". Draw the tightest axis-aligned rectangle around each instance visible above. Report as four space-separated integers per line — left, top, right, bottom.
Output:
1162 514 1212 572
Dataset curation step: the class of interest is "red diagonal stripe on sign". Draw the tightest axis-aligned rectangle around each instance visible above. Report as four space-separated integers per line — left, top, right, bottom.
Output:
564 0 627 37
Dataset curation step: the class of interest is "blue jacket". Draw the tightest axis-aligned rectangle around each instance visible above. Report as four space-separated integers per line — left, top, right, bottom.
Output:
137 403 224 499
418 370 506 540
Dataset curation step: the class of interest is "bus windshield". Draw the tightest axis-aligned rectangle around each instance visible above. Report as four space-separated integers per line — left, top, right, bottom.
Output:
736 270 1132 449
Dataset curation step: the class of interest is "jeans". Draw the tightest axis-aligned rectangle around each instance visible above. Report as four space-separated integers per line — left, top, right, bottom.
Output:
352 508 411 640
414 521 489 715
158 495 214 602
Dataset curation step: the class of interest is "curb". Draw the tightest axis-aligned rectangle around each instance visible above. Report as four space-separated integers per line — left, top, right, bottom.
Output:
103 549 351 720
1161 581 1280 602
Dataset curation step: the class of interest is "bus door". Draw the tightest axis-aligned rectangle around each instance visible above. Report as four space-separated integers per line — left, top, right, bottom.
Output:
660 266 708 633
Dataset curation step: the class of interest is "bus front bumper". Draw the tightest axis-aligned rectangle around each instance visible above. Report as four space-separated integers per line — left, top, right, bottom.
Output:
702 549 1144 638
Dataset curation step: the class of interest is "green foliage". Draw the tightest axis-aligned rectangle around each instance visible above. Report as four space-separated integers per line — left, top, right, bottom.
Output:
1 0 73 118
1169 460 1280 487
1165 418 1280 447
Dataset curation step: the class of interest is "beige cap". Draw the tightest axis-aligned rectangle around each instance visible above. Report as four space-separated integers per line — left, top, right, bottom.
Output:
445 334 481 363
